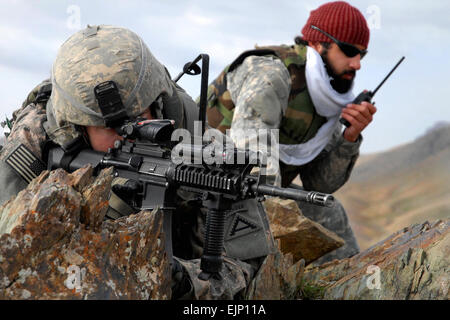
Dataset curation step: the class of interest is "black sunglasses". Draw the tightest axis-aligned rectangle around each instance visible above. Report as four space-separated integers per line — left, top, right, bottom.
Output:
311 25 367 59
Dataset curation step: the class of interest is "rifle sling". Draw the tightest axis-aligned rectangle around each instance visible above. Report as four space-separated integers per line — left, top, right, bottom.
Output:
108 190 136 217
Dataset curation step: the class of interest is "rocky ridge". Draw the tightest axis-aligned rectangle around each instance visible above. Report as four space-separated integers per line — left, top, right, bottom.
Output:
0 165 447 300
301 219 449 300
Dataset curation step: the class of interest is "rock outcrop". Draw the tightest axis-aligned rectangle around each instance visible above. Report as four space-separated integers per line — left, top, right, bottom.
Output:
0 165 447 300
0 166 170 299
301 220 449 300
246 247 305 300
264 198 345 264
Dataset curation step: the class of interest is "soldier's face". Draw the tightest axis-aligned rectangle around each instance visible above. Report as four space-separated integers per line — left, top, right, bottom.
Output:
85 126 124 152
311 41 365 93
85 108 153 152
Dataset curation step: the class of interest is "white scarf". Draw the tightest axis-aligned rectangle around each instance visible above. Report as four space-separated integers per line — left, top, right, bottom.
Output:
278 46 355 166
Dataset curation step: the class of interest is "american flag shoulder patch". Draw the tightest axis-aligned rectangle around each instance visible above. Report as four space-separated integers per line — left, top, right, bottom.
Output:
5 144 46 184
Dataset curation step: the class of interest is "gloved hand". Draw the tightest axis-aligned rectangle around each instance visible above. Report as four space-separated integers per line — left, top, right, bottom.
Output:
111 178 143 209
171 258 194 300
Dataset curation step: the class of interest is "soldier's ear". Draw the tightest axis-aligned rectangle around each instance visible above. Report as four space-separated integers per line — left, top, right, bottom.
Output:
308 41 323 53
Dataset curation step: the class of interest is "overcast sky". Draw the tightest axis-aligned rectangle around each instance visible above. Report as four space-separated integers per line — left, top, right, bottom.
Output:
1 0 449 154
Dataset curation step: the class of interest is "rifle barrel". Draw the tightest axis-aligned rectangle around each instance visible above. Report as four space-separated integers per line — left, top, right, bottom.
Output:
252 184 335 207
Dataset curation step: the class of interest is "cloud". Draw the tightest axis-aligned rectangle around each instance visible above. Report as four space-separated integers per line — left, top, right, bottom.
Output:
185 11 215 26
0 25 61 75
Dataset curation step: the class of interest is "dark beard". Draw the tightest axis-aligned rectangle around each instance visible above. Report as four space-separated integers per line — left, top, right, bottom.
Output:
321 52 355 94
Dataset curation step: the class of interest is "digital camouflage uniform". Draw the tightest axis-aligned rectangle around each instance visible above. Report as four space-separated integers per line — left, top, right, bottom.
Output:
0 25 264 300
206 44 361 263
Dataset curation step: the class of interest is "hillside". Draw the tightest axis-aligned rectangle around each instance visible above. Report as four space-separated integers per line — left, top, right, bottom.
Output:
335 122 450 250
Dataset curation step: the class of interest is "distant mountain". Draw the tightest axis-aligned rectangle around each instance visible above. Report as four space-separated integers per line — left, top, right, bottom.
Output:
350 122 450 183
424 120 450 134
335 122 450 250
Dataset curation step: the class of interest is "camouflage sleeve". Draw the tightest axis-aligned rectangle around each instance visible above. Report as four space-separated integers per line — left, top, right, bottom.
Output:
298 126 362 194
227 55 291 185
0 103 48 207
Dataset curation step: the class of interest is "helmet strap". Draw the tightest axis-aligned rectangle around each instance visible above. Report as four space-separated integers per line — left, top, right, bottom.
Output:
94 81 129 128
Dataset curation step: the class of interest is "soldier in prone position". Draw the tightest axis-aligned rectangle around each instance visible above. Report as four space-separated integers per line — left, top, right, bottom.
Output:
0 25 273 299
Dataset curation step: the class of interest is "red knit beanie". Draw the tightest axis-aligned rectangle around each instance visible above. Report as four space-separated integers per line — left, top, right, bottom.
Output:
301 1 370 48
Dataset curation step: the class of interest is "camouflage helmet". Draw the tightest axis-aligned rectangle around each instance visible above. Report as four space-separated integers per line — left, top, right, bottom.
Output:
45 25 174 147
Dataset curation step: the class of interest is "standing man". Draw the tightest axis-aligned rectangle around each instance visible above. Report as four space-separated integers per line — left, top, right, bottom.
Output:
206 1 376 263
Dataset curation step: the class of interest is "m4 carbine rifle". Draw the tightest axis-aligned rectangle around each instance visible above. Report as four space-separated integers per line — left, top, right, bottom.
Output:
47 53 334 280
47 118 335 280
